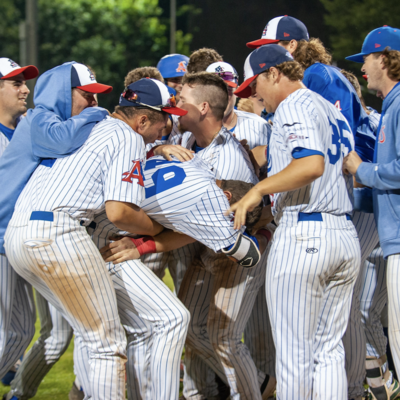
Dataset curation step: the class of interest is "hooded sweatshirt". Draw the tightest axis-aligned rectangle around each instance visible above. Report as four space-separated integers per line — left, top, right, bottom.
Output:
356 81 400 258
0 62 108 254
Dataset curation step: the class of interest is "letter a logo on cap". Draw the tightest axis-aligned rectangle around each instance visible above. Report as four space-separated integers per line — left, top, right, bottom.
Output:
375 43 381 48
176 61 187 73
259 63 266 68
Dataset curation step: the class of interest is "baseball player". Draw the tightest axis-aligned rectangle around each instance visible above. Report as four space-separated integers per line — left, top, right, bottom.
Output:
157 54 189 101
248 16 383 398
4 75 177 399
1 62 111 400
0 57 39 390
344 26 400 398
231 44 360 399
187 48 223 73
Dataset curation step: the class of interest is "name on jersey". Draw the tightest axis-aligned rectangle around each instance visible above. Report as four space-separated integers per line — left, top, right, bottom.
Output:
122 160 144 186
288 134 308 140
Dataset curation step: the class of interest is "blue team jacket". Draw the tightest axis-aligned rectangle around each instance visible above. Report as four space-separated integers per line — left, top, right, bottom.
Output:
0 62 108 254
303 63 376 163
356 82 400 258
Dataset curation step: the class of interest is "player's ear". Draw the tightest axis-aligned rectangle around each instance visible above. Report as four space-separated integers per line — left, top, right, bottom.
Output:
223 190 233 203
199 101 209 116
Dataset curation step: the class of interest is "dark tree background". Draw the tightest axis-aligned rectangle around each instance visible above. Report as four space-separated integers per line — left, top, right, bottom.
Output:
1 0 399 111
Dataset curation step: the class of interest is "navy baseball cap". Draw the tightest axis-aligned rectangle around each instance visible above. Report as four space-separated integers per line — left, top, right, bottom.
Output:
346 26 400 63
247 16 309 49
120 78 187 116
235 44 295 98
157 54 189 79
0 58 39 80
71 63 112 93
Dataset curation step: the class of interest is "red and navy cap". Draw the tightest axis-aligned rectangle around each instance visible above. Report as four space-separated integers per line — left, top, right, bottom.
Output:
0 58 39 80
119 78 188 116
71 63 112 94
247 16 309 49
235 44 295 98
346 26 400 63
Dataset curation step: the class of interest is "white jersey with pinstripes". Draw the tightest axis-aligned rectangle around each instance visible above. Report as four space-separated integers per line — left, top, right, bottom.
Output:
92 155 241 252
181 127 258 184
268 89 354 224
0 133 9 158
14 116 146 220
232 109 271 149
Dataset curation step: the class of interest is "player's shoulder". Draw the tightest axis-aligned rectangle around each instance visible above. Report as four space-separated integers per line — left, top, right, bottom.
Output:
92 116 144 144
234 109 269 126
276 89 316 121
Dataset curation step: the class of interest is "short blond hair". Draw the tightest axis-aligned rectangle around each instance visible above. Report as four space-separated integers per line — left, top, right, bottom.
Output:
124 67 164 87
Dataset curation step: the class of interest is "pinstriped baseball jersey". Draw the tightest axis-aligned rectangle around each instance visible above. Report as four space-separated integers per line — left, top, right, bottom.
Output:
0 132 10 158
181 127 258 184
268 89 354 224
14 116 146 222
232 109 271 149
91 155 242 252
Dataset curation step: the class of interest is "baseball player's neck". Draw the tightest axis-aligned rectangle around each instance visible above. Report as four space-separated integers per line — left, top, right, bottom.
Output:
380 77 399 99
192 119 222 148
222 109 237 130
0 108 20 130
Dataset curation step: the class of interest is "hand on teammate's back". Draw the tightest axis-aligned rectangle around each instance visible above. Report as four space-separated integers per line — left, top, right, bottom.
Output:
343 151 363 176
100 236 140 264
154 144 194 162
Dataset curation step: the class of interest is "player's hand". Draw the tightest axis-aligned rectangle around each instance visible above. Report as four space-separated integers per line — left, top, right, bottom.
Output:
343 151 363 176
154 144 194 162
99 236 140 264
226 187 264 230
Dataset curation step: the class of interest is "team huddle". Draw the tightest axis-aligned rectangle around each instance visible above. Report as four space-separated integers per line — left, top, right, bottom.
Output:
0 13 399 400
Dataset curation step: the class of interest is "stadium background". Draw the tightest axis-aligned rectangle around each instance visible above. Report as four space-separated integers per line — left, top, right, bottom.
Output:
0 0 399 397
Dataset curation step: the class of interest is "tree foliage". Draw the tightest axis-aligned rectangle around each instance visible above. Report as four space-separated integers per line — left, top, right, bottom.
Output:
320 0 400 63
0 0 193 110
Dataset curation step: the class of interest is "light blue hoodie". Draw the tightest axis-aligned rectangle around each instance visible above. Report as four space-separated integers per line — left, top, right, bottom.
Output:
0 62 108 254
356 81 400 258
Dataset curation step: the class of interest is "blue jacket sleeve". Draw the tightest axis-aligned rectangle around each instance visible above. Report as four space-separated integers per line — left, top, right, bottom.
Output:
31 106 109 158
356 160 400 190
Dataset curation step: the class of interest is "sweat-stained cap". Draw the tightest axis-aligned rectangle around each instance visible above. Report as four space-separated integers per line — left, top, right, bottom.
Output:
346 26 400 63
235 44 294 98
119 78 188 116
246 16 309 49
0 58 39 80
71 63 112 93
206 61 239 88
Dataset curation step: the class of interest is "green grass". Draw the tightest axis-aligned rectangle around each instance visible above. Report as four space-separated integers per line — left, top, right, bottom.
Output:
0 269 176 399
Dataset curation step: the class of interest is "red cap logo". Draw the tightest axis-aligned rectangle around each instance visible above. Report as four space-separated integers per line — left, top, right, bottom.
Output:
259 63 266 68
375 43 381 48
284 32 290 37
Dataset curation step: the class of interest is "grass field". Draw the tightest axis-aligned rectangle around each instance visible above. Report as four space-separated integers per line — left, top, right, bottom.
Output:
0 270 176 399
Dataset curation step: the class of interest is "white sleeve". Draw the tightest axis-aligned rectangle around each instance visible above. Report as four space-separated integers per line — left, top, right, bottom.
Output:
103 127 146 206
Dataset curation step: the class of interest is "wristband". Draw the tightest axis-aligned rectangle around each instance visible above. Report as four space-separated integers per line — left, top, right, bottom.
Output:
130 236 156 256
256 228 272 244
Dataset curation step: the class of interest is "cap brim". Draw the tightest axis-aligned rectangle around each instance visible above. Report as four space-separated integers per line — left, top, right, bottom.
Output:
345 53 366 63
234 75 258 98
226 81 238 88
76 83 113 94
246 38 279 49
1 65 39 80
162 106 188 116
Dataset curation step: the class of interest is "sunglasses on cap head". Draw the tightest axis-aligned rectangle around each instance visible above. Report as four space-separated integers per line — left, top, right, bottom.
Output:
121 87 177 110
215 71 238 83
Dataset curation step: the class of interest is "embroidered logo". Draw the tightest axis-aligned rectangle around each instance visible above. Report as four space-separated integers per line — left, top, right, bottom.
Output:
259 63 266 68
306 248 318 254
176 61 187 73
379 125 386 144
122 160 144 186
375 43 381 48
284 32 290 37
